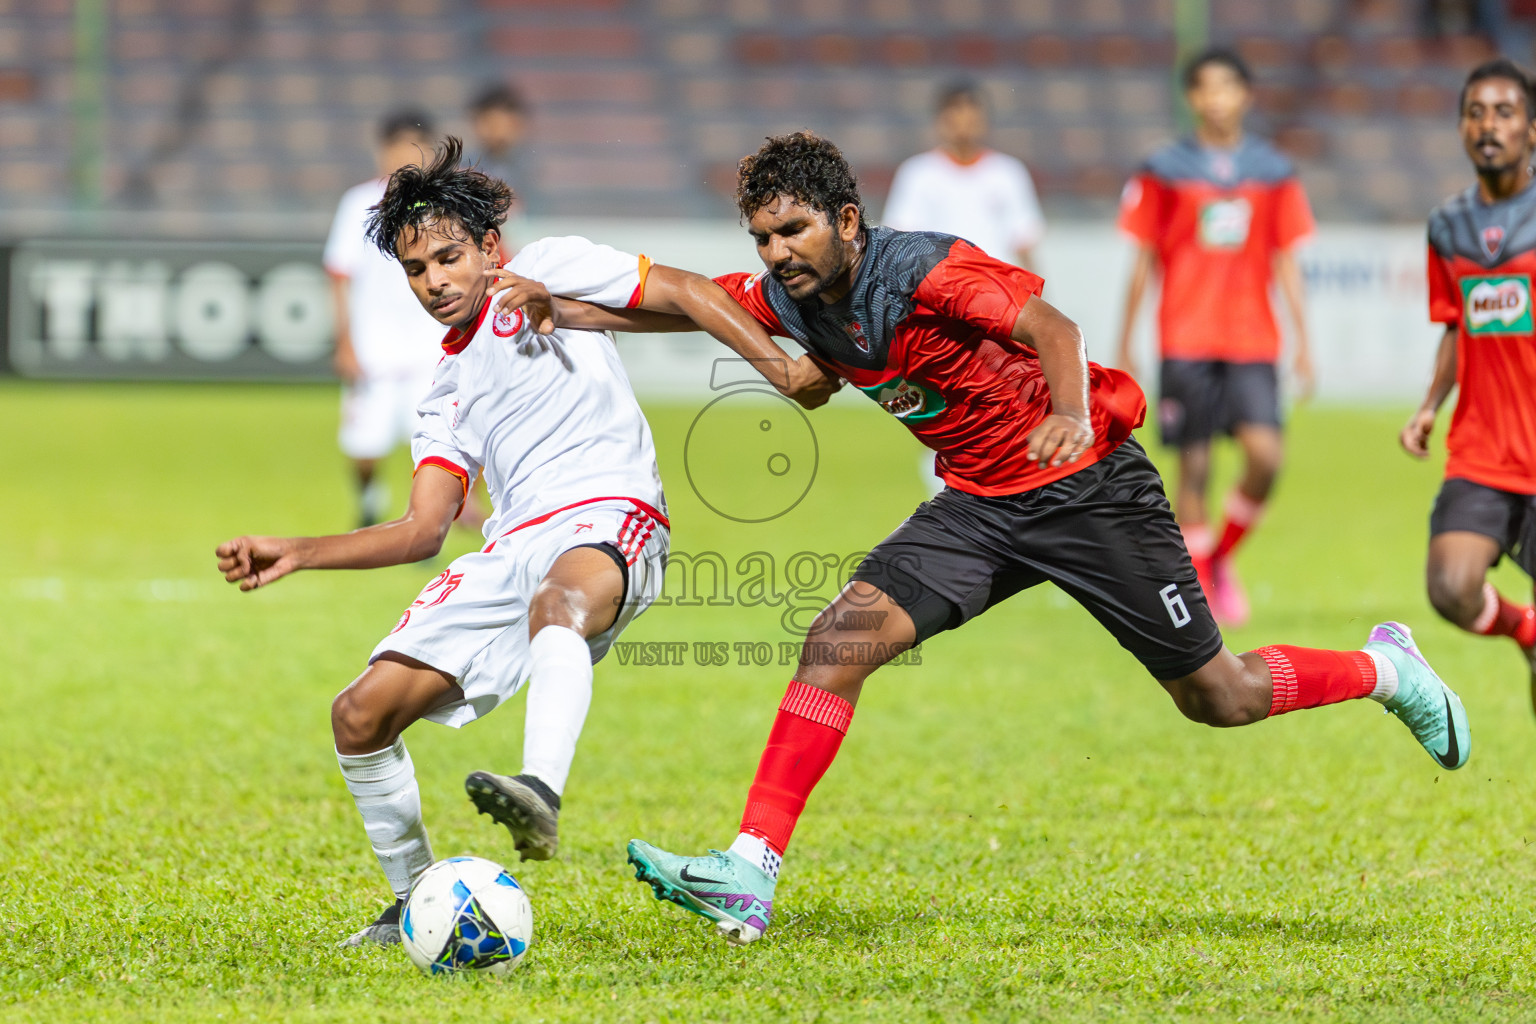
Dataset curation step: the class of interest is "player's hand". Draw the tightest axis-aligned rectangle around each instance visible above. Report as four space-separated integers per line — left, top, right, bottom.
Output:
215 536 302 591
1400 408 1436 459
1026 411 1094 469
783 354 843 409
1292 347 1317 402
333 342 362 385
486 268 555 335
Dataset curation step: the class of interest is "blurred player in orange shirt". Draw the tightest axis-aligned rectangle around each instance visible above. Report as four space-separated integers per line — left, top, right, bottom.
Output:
1117 48 1315 627
1402 60 1536 703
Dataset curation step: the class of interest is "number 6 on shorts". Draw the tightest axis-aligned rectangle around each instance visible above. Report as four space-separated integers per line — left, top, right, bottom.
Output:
1160 583 1192 628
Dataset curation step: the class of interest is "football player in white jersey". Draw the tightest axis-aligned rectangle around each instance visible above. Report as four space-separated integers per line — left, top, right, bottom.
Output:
325 110 447 527
883 81 1045 270
215 138 834 947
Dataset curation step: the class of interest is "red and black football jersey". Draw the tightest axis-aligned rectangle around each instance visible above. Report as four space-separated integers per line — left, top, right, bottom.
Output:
1118 135 1314 363
1428 181 1536 494
716 227 1146 496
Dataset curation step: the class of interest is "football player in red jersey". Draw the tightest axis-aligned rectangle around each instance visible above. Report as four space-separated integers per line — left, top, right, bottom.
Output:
493 133 1468 946
1402 60 1536 706
1116 48 1316 627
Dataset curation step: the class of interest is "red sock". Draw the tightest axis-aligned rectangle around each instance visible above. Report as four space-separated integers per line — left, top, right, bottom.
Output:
1213 490 1265 562
1471 582 1536 647
1255 645 1377 717
739 681 853 855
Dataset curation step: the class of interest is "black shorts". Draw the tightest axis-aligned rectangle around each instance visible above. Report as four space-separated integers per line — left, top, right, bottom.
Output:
1158 359 1281 447
850 438 1226 679
1430 477 1536 576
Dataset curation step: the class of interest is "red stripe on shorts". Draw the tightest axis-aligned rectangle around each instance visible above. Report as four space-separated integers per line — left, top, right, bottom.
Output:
483 496 668 553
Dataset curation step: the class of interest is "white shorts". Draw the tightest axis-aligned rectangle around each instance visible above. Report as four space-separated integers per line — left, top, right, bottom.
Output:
371 498 670 728
338 373 433 460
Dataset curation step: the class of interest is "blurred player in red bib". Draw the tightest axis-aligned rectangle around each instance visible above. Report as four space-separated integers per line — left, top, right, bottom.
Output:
1402 60 1536 705
508 132 1471 946
1117 49 1315 627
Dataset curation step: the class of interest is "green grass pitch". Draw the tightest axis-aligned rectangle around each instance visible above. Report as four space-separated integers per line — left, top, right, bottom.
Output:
4 381 1536 1022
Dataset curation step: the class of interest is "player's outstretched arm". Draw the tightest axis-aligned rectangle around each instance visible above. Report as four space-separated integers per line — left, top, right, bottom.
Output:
214 466 464 591
1274 249 1315 400
558 297 699 334
488 269 761 339
486 268 697 335
1401 325 1458 459
1012 295 1095 470
638 264 841 408
328 272 362 384
487 264 840 409
1115 245 1157 380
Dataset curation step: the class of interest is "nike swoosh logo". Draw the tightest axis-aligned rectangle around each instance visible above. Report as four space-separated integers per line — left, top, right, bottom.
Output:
679 865 726 886
1433 691 1461 768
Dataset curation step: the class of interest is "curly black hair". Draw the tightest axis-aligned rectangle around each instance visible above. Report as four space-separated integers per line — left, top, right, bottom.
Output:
1461 58 1536 119
735 131 866 230
366 136 515 261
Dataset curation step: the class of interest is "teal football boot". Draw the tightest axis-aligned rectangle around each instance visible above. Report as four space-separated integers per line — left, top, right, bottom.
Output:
627 839 775 945
1366 621 1470 769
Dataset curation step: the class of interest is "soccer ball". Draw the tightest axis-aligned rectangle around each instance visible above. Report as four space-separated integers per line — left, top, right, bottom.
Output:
401 856 533 976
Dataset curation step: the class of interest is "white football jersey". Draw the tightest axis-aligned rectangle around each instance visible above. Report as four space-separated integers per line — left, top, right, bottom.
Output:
411 236 664 540
882 149 1046 263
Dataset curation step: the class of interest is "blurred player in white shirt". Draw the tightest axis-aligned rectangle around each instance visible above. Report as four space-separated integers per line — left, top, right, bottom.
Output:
886 81 1050 495
325 110 446 526
215 138 834 948
883 81 1046 270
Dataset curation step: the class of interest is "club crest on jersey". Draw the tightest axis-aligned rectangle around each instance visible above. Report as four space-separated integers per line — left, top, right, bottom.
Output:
1482 226 1506 260
492 306 525 338
843 320 871 354
1462 274 1532 335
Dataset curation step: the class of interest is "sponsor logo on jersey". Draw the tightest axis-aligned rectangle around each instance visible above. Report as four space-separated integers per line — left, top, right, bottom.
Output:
858 377 946 421
492 306 525 338
844 319 871 354
1482 225 1506 260
1462 274 1533 334
1198 197 1252 249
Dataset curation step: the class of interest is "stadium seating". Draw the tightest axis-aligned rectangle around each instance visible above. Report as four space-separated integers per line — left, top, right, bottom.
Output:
0 0 1521 233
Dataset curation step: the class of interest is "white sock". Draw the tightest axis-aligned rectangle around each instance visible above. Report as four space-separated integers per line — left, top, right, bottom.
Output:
337 738 434 898
520 625 594 796
1181 522 1214 559
728 832 782 882
359 478 390 523
1365 648 1399 704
